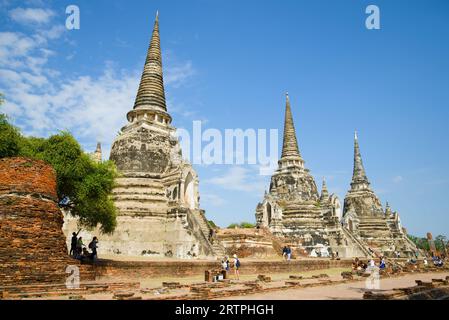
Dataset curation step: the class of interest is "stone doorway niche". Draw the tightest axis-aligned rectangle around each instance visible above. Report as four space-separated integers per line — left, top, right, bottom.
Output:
184 172 195 210
348 219 354 232
266 203 272 225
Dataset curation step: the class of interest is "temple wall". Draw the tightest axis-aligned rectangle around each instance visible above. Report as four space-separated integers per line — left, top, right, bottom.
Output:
93 258 353 279
63 211 213 259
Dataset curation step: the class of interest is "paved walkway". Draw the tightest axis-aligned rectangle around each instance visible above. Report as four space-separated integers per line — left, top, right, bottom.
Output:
220 272 449 300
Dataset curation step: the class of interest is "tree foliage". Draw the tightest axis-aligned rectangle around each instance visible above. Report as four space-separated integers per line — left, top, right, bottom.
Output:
208 220 218 229
21 132 118 234
408 234 448 254
0 97 117 234
0 114 22 158
227 222 256 229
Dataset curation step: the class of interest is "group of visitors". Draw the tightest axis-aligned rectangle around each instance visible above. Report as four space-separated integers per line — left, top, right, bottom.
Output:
352 257 386 271
221 254 241 280
70 230 98 262
282 246 292 261
432 255 445 267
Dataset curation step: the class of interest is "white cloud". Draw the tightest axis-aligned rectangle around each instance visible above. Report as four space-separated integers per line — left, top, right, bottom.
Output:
201 193 226 207
0 18 198 159
393 175 403 183
9 7 55 25
165 61 195 88
205 166 266 193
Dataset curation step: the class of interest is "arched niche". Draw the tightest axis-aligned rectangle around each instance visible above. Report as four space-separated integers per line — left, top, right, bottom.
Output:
348 219 354 232
266 202 272 225
184 172 196 209
172 186 178 200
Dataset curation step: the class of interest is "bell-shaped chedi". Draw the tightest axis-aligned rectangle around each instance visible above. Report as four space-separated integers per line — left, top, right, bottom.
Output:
255 96 373 258
255 94 336 251
110 12 173 174
64 12 223 259
0 158 88 286
342 133 419 257
343 132 383 218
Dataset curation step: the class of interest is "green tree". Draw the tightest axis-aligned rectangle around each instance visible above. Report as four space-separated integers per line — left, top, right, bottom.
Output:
0 114 21 158
227 222 256 229
0 102 118 234
208 220 218 229
21 131 118 234
240 222 256 228
435 235 448 253
0 93 21 158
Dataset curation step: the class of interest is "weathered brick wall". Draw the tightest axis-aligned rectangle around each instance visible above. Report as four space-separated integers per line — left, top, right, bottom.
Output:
94 258 352 279
0 157 92 286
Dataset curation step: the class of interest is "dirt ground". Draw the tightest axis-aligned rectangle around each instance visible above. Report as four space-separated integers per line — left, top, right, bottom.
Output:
97 267 350 289
219 271 449 300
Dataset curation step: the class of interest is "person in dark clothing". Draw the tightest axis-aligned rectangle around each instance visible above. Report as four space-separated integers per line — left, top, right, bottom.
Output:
69 230 81 256
76 237 84 258
88 236 99 260
282 246 288 260
286 246 292 261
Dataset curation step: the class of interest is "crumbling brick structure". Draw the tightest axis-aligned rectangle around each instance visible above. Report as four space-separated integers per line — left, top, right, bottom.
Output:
0 157 88 286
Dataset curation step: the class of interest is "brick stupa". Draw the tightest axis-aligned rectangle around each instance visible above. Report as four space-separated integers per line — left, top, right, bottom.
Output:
0 158 89 286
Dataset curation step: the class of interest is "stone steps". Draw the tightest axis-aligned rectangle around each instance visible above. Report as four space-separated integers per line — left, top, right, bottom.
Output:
190 210 225 257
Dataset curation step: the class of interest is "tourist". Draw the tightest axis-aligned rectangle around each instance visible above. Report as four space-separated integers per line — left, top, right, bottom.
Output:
233 254 240 280
287 246 292 261
359 260 368 270
69 230 81 256
434 257 444 267
81 247 91 262
209 229 215 244
423 258 428 266
352 258 359 270
76 237 84 257
89 236 98 261
379 258 386 269
221 259 227 271
282 246 288 260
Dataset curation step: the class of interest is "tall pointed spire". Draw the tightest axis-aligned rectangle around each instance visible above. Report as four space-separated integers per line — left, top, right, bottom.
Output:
350 131 370 190
320 178 329 202
281 93 302 159
133 11 167 112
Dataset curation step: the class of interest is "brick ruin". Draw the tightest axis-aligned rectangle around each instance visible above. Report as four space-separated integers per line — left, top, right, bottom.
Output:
0 157 92 286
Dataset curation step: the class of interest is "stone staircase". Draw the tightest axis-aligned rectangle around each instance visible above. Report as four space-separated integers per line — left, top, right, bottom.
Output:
190 210 226 258
357 217 392 239
341 226 373 258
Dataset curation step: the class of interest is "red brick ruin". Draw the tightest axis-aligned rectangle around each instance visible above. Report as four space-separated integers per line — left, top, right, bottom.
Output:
0 157 85 286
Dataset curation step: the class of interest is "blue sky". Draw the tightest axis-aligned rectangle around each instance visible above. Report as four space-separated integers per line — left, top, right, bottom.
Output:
1 0 448 237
